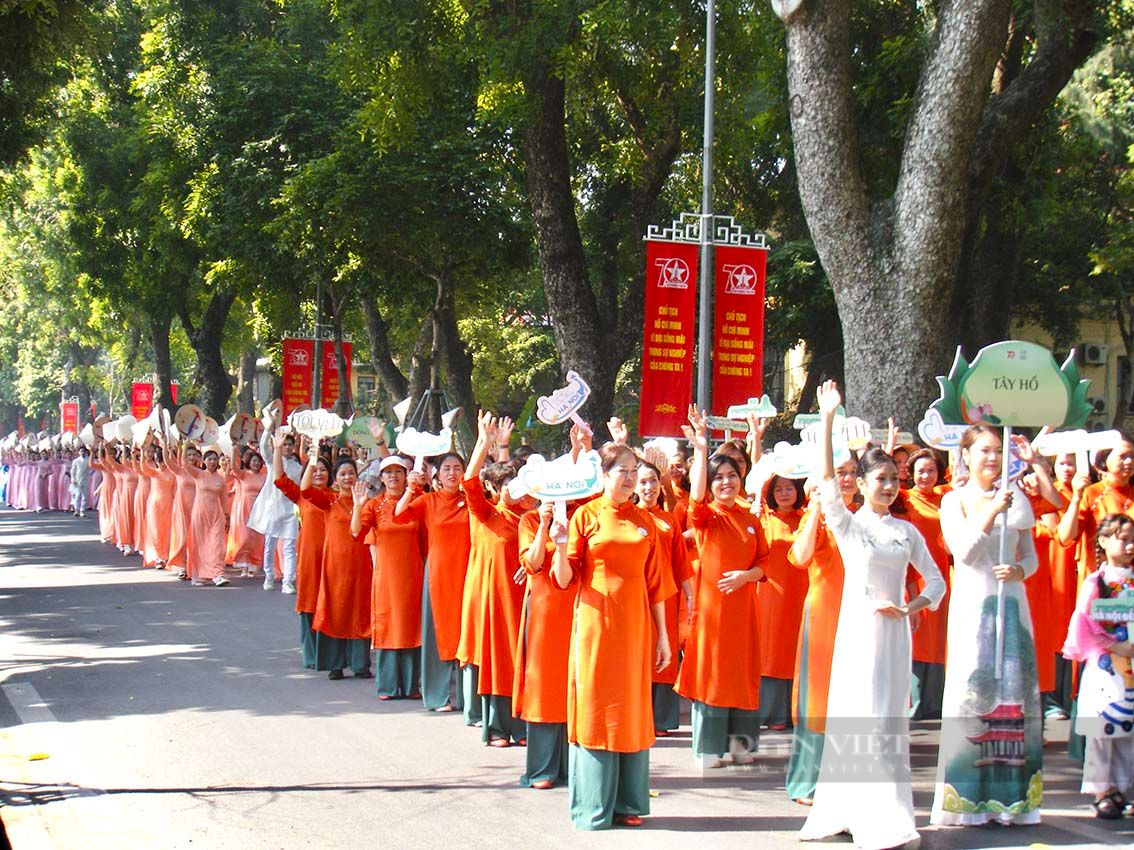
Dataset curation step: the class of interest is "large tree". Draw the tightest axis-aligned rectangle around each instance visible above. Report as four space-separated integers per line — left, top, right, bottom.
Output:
774 0 1106 425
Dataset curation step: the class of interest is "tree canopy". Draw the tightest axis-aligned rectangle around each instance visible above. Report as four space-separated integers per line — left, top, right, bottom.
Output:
1 0 1132 438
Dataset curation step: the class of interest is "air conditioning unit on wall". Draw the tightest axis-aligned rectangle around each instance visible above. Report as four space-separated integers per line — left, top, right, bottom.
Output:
1081 343 1108 366
1088 396 1108 417
1088 418 1110 433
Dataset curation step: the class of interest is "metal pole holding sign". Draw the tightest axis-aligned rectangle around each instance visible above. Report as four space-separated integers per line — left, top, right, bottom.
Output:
994 425 1012 680
695 0 716 412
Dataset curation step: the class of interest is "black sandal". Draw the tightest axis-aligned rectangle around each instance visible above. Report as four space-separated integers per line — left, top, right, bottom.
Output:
328 669 344 680
1093 795 1122 820
353 669 374 679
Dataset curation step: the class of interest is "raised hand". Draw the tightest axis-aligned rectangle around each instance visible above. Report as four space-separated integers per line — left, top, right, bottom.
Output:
607 417 629 445
816 379 841 415
681 404 709 452
497 415 515 447
569 422 593 455
1009 432 1037 465
351 480 369 503
476 409 498 444
745 413 768 443
406 470 428 492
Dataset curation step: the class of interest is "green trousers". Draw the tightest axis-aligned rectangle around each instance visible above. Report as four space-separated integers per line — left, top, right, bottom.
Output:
1043 654 1075 717
691 701 760 759
786 605 823 801
314 633 371 675
420 562 461 710
298 611 316 669
652 682 680 732
481 694 522 744
462 665 482 726
757 677 792 728
910 661 945 720
520 721 568 787
568 745 650 830
376 647 420 698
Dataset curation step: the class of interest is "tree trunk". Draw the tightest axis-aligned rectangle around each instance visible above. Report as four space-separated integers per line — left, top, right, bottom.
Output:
523 63 616 428
362 298 410 403
179 286 237 421
406 315 434 425
781 0 1011 426
235 348 257 415
150 313 175 411
433 276 477 428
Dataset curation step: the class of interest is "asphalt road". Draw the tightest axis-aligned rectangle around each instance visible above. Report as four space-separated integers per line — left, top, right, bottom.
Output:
0 507 1127 850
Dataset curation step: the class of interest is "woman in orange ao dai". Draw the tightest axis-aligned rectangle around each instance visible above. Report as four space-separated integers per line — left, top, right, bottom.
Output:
635 458 692 736
900 447 952 720
755 474 807 730
351 455 423 699
676 404 767 767
551 440 674 830
306 452 373 680
457 411 532 745
513 422 593 787
394 452 472 712
784 450 858 804
273 431 333 669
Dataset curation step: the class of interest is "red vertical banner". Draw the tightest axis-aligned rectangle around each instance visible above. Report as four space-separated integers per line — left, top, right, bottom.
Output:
60 402 79 434
170 382 179 405
639 240 698 437
131 382 154 419
319 341 352 410
282 338 314 418
712 244 768 415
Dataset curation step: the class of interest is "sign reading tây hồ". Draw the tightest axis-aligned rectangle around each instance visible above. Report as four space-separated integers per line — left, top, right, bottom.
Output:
929 340 1092 429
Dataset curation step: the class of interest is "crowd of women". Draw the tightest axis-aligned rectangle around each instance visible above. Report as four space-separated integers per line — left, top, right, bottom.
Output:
2 382 1133 845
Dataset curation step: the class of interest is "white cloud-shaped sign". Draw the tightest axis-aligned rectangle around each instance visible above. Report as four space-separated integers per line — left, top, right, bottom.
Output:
1032 428 1122 457
768 441 815 480
395 427 452 457
508 450 603 501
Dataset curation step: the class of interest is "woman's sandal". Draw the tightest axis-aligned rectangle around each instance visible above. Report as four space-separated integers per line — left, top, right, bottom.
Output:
1093 794 1123 820
613 814 643 827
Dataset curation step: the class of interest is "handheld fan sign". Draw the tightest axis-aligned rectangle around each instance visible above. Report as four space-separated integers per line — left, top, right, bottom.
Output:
395 427 453 471
288 408 345 440
174 405 207 441
199 417 220 448
229 413 256 446
536 370 591 433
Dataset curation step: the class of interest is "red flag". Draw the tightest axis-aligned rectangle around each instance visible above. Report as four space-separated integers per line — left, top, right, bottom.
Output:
639 240 698 437
61 402 79 434
711 245 767 415
319 341 352 410
131 383 154 419
282 338 314 418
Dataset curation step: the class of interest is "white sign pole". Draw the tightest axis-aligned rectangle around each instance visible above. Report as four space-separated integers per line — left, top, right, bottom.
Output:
995 424 1012 680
